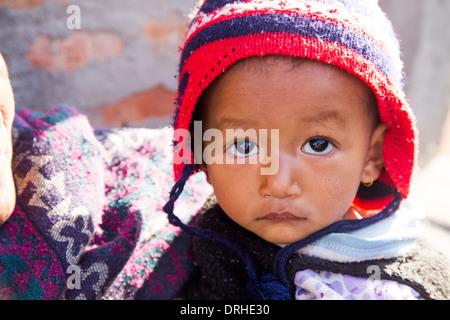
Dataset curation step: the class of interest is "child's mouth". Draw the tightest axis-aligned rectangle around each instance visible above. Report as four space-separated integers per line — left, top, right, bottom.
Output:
259 211 305 220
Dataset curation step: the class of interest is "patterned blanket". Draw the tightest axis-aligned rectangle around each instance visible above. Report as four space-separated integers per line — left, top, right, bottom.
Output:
0 105 212 300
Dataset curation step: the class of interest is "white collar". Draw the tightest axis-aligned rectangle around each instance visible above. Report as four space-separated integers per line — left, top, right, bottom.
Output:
295 199 425 262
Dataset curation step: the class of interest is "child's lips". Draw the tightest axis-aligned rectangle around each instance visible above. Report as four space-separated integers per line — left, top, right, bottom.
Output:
259 211 305 220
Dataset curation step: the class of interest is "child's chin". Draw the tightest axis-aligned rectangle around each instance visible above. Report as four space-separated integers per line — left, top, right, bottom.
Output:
258 231 308 246
257 220 317 244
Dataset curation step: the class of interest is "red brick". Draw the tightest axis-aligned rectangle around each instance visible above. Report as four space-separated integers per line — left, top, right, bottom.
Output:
101 85 176 127
0 0 69 9
27 31 124 72
144 18 186 50
0 0 45 9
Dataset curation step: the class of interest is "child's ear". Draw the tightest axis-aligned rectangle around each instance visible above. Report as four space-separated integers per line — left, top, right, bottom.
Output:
361 122 387 185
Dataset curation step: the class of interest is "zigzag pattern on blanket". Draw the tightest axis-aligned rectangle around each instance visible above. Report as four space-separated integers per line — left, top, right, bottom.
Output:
0 105 211 299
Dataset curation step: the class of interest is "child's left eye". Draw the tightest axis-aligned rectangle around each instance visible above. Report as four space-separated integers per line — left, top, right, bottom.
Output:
302 139 336 155
227 138 259 157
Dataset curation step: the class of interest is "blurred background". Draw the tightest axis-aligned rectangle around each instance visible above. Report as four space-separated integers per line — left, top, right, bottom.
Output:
0 0 449 257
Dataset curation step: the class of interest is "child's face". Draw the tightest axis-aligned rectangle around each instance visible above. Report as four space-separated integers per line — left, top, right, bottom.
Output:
200 57 385 244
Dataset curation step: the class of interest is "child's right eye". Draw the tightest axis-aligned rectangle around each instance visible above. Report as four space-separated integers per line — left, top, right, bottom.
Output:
227 138 259 158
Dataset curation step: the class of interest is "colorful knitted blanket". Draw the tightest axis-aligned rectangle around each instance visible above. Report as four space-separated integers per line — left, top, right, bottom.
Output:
0 105 212 300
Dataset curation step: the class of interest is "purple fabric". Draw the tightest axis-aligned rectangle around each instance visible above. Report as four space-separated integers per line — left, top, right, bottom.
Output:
294 269 422 300
0 106 212 300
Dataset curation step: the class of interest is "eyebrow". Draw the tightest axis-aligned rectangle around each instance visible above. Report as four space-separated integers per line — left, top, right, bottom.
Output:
299 110 347 130
214 117 259 131
214 110 347 131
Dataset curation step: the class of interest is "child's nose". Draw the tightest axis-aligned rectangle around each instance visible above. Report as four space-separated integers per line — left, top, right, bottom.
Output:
259 151 302 199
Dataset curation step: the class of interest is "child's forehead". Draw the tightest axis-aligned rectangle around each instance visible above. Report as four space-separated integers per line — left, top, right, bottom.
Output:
203 55 378 125
202 56 376 128
209 56 372 100
223 55 310 77
218 56 365 88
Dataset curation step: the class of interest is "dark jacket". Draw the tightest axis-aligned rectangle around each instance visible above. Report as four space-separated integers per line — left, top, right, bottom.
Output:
182 196 450 300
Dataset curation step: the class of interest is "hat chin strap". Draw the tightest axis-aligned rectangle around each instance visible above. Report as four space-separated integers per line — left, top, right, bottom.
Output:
163 164 195 228
163 164 291 299
163 163 260 282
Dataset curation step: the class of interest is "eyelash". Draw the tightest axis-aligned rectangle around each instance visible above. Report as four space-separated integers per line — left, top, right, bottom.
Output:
301 136 338 155
226 138 259 158
225 136 337 158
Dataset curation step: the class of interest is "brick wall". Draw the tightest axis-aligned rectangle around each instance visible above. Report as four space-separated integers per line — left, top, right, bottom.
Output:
0 0 449 165
0 0 194 128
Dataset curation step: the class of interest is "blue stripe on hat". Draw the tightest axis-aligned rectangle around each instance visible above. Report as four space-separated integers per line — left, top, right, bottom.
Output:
180 13 393 78
199 0 243 14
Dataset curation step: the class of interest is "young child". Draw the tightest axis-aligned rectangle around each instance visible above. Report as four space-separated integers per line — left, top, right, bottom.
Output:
163 0 450 299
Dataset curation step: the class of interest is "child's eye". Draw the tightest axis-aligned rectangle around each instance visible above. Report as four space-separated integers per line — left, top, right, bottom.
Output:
227 138 259 157
302 138 336 155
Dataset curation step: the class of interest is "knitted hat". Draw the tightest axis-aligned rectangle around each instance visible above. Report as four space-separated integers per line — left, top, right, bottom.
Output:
169 0 417 214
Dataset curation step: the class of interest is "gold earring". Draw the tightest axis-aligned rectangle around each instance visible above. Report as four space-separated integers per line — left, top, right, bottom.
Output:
362 173 374 187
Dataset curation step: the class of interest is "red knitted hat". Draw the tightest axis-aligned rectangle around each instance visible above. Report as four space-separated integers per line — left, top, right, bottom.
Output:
171 0 417 214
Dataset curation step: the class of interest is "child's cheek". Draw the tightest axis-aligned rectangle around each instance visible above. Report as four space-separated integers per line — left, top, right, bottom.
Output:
312 166 361 215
